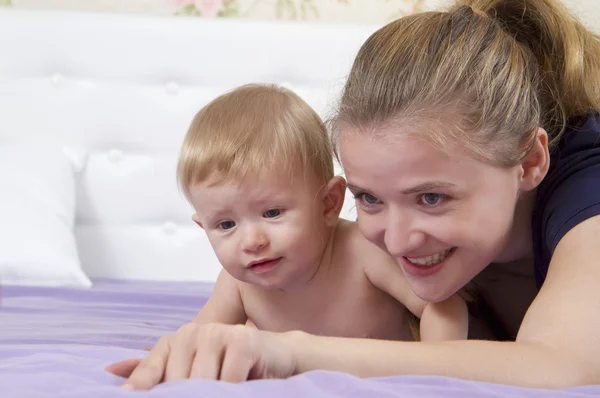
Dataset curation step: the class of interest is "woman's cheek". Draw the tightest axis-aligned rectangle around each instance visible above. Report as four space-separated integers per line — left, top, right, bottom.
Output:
356 212 383 246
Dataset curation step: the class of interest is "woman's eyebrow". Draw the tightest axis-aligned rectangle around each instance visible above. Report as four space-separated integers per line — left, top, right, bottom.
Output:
401 181 455 194
347 181 455 195
346 184 367 192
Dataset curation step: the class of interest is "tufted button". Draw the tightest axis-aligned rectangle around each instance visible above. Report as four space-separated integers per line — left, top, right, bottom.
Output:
162 221 178 235
165 81 180 95
51 73 64 86
107 149 123 163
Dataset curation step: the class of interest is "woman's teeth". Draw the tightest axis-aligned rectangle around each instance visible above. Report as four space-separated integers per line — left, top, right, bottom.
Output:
406 248 455 266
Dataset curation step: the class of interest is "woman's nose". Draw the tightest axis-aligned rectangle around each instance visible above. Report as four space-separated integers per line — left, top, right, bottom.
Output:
383 210 425 258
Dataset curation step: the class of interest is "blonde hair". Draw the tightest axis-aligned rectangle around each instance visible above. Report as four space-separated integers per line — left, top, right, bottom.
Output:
332 0 600 167
177 84 333 201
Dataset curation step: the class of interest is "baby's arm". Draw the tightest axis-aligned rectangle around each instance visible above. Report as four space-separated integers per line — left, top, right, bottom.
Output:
361 241 468 341
419 294 468 341
193 269 248 325
142 270 247 351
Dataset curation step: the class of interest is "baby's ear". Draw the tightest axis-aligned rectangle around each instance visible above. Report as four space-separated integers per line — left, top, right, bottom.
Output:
322 176 346 227
191 214 204 229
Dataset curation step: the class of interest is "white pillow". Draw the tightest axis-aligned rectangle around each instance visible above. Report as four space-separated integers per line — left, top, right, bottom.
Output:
0 145 92 288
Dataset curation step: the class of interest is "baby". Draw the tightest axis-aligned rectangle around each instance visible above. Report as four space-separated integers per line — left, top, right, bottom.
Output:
176 83 469 342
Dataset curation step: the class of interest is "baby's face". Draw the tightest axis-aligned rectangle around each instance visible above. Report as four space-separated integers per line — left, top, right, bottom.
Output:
188 170 330 291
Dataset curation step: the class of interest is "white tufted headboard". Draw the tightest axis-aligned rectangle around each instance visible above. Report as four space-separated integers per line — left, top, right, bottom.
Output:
0 8 373 282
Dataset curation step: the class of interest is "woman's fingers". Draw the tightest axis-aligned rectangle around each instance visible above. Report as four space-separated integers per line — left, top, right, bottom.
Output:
164 324 198 382
219 333 254 383
111 323 296 390
104 358 142 378
189 324 226 380
186 324 256 382
122 336 171 390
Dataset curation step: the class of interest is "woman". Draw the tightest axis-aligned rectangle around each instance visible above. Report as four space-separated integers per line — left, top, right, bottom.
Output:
107 0 600 389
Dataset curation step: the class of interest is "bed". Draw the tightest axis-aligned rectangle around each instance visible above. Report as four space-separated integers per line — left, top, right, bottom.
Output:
3 279 600 398
1 6 599 398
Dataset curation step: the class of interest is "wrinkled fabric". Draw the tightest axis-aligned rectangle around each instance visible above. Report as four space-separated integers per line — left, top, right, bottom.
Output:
1 279 599 398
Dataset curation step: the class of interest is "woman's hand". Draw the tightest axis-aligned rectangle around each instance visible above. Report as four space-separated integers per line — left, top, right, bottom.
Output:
105 323 298 390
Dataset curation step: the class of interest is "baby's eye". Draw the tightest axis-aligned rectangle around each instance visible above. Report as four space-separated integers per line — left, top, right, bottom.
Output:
218 221 236 230
419 193 446 206
264 209 282 218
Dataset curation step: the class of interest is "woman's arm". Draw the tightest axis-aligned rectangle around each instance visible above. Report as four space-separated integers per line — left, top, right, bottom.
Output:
292 215 600 388
112 216 600 390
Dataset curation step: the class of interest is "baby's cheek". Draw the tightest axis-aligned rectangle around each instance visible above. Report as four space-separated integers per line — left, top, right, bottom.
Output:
279 226 304 248
281 226 313 252
212 240 236 266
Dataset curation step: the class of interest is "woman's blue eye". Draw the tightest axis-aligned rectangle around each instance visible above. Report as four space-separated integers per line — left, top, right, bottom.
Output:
361 193 381 205
420 193 446 206
218 221 236 230
264 209 282 218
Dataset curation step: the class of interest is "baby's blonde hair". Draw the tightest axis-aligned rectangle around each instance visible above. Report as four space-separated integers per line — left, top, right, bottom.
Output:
177 84 334 201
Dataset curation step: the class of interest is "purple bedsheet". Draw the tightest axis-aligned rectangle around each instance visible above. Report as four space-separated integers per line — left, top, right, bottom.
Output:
1 278 599 398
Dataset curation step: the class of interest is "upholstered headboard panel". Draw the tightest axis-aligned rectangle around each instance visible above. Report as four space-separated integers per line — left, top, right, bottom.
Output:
0 8 374 281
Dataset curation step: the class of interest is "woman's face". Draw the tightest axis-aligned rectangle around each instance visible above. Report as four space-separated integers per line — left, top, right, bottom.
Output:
339 124 524 302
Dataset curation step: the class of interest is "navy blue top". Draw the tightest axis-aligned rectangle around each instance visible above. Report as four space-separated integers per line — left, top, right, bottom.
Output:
531 111 600 288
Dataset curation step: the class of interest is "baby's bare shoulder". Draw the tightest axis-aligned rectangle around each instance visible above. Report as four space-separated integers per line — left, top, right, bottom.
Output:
334 220 388 258
237 281 285 329
333 220 397 271
333 220 426 316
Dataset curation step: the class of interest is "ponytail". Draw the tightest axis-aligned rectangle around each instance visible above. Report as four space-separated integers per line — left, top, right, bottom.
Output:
332 0 600 165
455 0 600 145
